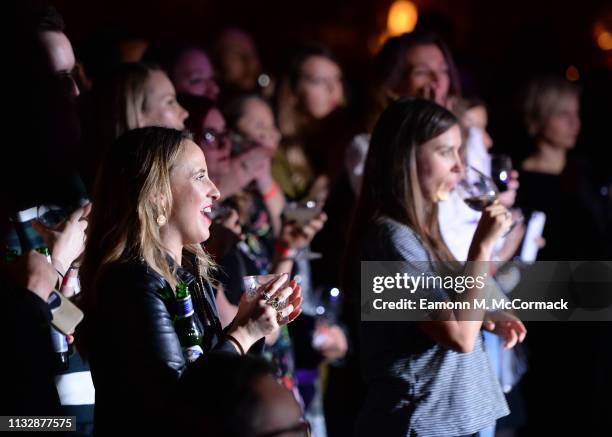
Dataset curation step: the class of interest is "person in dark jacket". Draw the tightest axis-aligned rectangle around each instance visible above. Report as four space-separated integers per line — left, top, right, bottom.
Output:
1 251 64 417
79 127 302 435
1 198 89 418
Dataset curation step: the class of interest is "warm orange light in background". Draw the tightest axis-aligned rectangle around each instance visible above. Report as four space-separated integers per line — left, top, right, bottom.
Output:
387 1 418 36
597 31 612 50
566 65 580 82
593 22 612 51
368 32 390 55
368 1 419 55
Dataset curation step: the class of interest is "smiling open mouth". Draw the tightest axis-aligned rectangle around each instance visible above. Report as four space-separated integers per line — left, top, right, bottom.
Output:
201 205 213 221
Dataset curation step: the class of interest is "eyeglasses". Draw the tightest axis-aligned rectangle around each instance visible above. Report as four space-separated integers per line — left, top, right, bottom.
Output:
54 67 80 97
200 128 229 150
255 418 311 437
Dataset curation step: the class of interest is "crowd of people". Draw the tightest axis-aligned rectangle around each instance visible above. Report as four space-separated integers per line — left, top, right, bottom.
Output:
2 2 612 437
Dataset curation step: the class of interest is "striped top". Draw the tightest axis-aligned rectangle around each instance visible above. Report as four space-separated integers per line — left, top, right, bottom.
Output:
356 217 508 437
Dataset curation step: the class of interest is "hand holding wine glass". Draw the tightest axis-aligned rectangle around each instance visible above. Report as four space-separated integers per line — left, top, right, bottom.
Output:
471 203 514 258
280 202 327 260
456 166 521 237
457 166 514 260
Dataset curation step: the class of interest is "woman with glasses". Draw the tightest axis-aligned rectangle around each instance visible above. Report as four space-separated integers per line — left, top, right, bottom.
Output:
179 93 282 211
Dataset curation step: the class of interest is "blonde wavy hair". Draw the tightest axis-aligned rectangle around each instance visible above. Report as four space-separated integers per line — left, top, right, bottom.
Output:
522 76 580 137
80 127 215 314
89 62 164 151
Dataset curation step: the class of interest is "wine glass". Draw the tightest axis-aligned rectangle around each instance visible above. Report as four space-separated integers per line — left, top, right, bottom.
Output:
242 273 288 302
36 204 68 228
282 201 323 261
283 200 321 226
456 166 521 237
455 166 499 212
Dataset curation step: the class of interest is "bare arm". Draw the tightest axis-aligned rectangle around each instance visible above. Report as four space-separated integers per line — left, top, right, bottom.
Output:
419 203 512 353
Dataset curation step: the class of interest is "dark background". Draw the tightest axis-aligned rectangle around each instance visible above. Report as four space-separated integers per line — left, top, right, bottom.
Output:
54 0 611 175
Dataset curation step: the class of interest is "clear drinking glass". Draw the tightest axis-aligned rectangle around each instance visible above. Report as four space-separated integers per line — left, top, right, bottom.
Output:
455 165 520 236
455 165 499 212
242 273 289 304
282 201 323 260
283 200 321 226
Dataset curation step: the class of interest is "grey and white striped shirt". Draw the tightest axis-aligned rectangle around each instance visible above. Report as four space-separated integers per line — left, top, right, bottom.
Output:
356 217 509 437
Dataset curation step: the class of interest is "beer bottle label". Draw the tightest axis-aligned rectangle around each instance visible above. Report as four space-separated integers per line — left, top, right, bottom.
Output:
183 345 203 363
176 295 195 318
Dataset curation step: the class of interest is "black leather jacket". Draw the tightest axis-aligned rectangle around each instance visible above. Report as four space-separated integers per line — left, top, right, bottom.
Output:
87 259 240 435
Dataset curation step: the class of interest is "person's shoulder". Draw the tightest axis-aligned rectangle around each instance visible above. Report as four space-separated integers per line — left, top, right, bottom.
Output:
100 259 170 298
363 216 429 261
375 216 421 243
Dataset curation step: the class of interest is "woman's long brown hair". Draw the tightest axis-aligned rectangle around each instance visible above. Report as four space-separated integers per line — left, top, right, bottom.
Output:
343 98 459 298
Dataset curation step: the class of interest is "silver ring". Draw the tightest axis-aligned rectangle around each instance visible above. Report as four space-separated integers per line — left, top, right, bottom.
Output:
267 297 282 311
276 312 289 325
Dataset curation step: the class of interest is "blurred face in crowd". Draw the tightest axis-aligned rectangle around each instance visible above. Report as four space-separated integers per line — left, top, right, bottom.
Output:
39 31 79 98
173 48 220 101
296 55 344 119
218 30 261 91
398 44 450 107
165 140 220 246
461 105 493 150
539 94 581 150
236 97 281 153
252 374 309 437
199 108 231 179
39 30 81 149
416 124 463 202
140 70 188 129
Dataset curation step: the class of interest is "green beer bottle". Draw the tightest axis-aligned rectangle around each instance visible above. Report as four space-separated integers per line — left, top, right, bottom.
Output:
175 282 204 363
35 246 53 263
